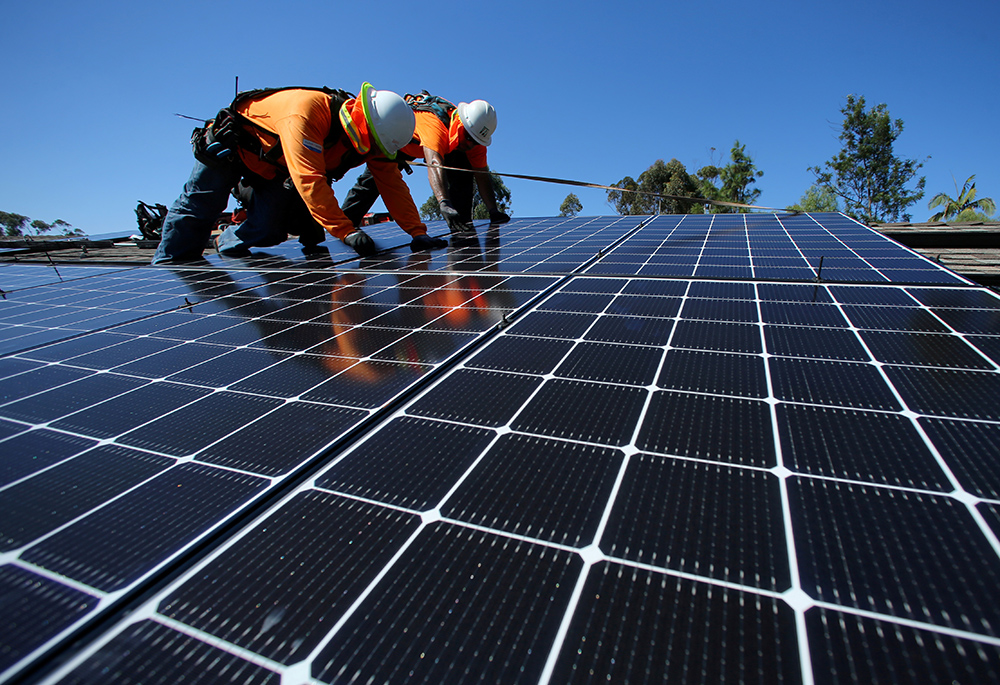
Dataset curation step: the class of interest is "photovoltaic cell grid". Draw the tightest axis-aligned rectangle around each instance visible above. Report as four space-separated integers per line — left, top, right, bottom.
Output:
0 258 556 681
589 212 967 284
1 212 999 685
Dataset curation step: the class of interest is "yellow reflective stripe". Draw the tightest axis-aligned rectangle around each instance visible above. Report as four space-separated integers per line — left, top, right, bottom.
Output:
339 103 369 155
359 82 395 160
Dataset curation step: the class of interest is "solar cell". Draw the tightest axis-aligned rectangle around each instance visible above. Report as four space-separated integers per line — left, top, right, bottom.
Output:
2 212 999 684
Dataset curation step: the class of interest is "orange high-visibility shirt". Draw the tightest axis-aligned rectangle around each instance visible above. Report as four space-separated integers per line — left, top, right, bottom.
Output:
235 89 426 239
400 111 488 167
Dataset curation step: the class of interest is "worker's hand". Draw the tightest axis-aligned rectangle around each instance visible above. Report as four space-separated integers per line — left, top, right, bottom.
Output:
489 210 510 225
343 230 377 257
438 198 461 223
438 199 474 234
410 233 448 252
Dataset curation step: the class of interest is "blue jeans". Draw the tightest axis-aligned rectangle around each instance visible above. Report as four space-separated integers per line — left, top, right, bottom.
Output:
153 160 322 264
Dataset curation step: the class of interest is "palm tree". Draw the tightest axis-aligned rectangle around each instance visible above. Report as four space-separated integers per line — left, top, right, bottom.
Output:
928 175 996 222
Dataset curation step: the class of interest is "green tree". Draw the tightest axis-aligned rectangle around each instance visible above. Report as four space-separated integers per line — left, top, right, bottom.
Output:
0 211 29 237
719 141 763 210
559 193 582 217
809 95 926 224
927 175 996 222
696 141 764 212
608 159 701 215
54 219 79 236
472 172 512 220
788 184 840 213
420 196 442 221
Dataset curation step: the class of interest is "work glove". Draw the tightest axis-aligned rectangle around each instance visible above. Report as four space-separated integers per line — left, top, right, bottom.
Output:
439 199 474 234
489 209 511 225
410 233 448 252
343 230 377 257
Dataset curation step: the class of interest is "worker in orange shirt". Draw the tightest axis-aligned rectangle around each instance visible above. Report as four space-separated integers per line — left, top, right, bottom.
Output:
153 83 446 264
340 92 510 235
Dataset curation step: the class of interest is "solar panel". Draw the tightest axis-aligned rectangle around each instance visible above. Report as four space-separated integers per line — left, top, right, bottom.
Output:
2 212 999 684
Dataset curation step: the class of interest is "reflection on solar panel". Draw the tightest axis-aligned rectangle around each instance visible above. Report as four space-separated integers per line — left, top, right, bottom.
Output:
2 212 999 684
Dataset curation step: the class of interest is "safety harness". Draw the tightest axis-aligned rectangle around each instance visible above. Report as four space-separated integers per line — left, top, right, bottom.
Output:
404 91 456 128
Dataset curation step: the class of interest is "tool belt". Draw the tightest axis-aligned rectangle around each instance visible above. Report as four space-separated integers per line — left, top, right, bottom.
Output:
191 108 252 171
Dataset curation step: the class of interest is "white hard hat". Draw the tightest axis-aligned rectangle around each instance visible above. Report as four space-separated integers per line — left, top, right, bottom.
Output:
457 100 497 146
360 83 415 159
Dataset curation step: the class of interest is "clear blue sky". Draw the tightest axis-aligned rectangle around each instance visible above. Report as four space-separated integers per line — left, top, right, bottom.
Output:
2 0 997 235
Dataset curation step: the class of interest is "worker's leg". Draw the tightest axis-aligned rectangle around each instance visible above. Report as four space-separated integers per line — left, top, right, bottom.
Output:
444 152 474 223
215 175 293 254
231 178 326 248
153 160 239 264
288 191 327 248
340 168 382 228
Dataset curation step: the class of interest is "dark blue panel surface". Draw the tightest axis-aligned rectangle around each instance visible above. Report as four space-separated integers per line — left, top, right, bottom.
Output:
0 429 98 486
311 524 581 684
0 446 173 550
57 620 279 684
658 348 767 397
115 391 283 456
602 454 790 589
0 565 98 674
778 404 949 489
197 401 367 476
21 463 268 591
770 358 901 410
442 433 623 545
789 477 1000 635
0 372 148 424
158 492 420 664
637 391 775 466
920 418 1000 499
511 378 646 445
2 214 996 684
317 416 496 509
408 368 542 426
551 563 802 684
806 606 1000 685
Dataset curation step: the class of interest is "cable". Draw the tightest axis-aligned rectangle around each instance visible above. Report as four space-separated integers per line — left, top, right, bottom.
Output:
409 161 797 214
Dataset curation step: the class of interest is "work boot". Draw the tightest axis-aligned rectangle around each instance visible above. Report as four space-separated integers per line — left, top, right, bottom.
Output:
343 230 377 257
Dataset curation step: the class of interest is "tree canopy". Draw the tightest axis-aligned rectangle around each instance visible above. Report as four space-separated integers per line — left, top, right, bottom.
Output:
608 159 702 215
788 184 840 213
927 175 996 222
695 141 763 213
1 212 29 237
809 95 926 224
1 212 79 238
559 193 582 217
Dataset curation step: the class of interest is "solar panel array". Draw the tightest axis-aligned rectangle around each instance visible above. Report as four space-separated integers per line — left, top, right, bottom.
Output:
1 212 999 684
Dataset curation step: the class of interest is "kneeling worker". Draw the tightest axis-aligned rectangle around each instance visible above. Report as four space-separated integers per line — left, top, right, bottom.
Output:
153 83 445 264
340 91 510 235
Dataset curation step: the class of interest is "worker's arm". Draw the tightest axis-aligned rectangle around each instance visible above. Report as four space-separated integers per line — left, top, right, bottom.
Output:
274 113 355 240
472 165 510 224
424 147 448 202
367 157 428 237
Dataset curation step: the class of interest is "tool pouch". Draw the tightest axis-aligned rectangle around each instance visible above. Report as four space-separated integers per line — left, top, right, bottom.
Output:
191 109 241 169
